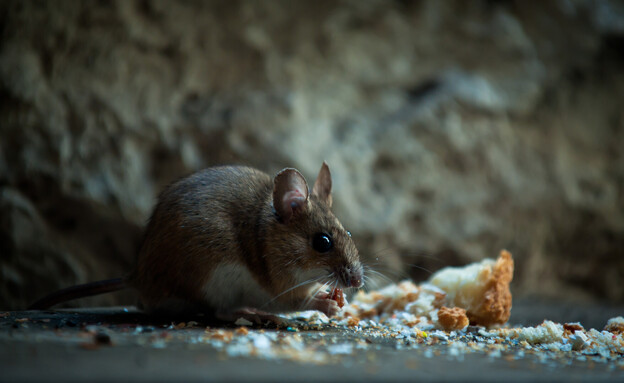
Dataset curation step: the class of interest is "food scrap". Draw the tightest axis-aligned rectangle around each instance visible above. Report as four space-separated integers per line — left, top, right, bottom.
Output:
437 307 469 331
341 250 514 329
428 250 513 326
330 288 345 308
2 250 621 372
604 317 624 335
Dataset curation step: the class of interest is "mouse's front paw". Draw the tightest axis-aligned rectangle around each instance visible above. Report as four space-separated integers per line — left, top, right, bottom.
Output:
309 297 340 317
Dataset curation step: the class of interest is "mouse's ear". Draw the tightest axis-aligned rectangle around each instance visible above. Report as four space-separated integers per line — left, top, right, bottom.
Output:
273 168 309 223
312 161 332 208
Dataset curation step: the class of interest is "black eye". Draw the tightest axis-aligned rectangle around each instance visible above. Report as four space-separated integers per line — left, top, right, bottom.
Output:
347 231 351 237
312 233 333 253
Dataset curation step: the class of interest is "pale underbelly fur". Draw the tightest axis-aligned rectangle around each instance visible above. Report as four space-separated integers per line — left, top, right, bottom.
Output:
147 264 326 314
201 263 278 312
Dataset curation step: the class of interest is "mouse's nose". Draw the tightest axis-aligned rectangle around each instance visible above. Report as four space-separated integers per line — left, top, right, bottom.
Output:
339 265 363 288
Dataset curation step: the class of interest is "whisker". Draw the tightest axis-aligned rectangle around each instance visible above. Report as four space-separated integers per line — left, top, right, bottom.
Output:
367 242 444 263
363 265 406 284
363 262 414 281
368 270 395 284
260 274 327 309
362 274 384 291
404 263 434 275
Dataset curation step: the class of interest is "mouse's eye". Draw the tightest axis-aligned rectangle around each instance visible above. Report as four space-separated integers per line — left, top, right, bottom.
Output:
312 233 333 253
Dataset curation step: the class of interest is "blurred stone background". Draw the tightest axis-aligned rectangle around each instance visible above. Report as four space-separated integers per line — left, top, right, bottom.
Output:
1 0 623 310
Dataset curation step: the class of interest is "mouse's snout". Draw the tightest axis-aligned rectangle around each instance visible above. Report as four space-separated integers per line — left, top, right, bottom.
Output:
337 264 363 289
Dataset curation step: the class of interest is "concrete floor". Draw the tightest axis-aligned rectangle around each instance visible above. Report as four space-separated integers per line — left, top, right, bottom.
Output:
1 301 623 382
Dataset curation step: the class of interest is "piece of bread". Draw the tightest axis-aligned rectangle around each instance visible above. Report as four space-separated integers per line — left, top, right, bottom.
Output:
340 250 514 329
428 250 514 326
437 306 470 331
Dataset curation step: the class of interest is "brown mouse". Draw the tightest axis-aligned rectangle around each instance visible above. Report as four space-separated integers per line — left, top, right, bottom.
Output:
29 162 363 321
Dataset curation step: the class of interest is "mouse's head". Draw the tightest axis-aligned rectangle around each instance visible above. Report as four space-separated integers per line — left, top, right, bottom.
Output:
267 162 363 294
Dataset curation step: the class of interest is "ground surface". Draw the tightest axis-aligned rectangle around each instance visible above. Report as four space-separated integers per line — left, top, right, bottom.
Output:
2 301 624 383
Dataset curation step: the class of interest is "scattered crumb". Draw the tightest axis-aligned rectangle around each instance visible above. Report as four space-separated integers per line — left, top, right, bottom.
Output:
437 307 469 331
235 327 250 335
503 321 565 344
604 317 624 334
4 250 621 370
208 329 234 342
346 317 360 327
341 250 514 328
564 322 585 333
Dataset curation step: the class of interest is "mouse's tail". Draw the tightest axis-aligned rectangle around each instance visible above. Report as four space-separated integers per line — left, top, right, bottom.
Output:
28 278 127 310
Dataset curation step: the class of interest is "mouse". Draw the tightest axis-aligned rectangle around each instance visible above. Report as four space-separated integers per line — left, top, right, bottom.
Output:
29 162 364 323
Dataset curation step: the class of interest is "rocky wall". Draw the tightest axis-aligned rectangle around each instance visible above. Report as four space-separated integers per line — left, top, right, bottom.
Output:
1 0 623 309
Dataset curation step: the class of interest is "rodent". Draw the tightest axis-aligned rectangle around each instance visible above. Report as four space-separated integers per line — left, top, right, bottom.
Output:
29 162 363 321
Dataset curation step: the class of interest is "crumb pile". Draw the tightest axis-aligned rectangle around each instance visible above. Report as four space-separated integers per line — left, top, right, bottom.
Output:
195 250 622 366
3 250 622 371
338 250 515 331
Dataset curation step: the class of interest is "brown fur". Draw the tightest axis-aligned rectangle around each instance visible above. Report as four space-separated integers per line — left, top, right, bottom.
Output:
128 163 362 314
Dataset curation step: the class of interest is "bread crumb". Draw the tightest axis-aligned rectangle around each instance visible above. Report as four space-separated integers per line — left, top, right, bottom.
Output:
210 330 234 342
437 306 469 331
563 322 584 334
346 317 360 327
429 250 513 326
506 320 564 344
604 316 624 334
338 250 514 328
236 326 250 335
